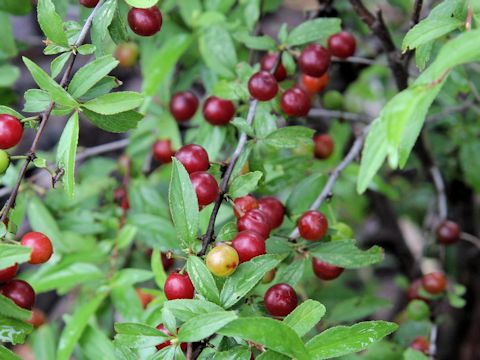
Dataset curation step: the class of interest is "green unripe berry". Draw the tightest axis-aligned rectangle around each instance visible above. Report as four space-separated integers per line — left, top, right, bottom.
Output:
0 150 10 174
323 90 343 110
406 299 430 321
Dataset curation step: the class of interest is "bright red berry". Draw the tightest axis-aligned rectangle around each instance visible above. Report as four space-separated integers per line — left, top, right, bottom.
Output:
407 279 429 302
260 54 287 82
264 283 298 317
0 114 23 150
301 73 329 94
298 44 331 77
20 232 53 265
0 263 18 283
164 272 195 300
422 272 447 295
313 134 335 160
436 220 460 245
248 71 278 101
128 7 162 37
79 0 99 8
237 209 271 238
410 336 430 354
175 144 210 174
114 42 139 68
170 91 199 122
232 230 266 263
258 197 284 229
233 195 259 218
328 31 356 59
153 139 175 164
202 96 235 126
206 244 239 277
29 308 46 328
155 324 187 351
312 258 344 280
280 87 311 117
297 210 328 241
190 171 219 206
0 279 35 309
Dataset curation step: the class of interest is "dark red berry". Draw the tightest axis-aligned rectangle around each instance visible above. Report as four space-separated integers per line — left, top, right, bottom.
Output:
170 91 199 122
29 308 46 328
153 139 175 164
156 324 187 351
422 272 447 295
407 279 429 302
436 220 460 245
264 283 298 317
161 253 174 271
258 197 284 229
297 210 328 241
20 232 53 265
237 209 271 238
313 134 334 160
113 187 130 210
190 171 219 206
298 44 331 77
312 258 344 280
248 71 278 101
232 230 266 263
260 54 287 82
0 114 23 150
175 144 210 174
280 87 311 117
79 0 99 8
328 31 356 59
202 96 235 126
233 195 259 219
1 279 35 309
410 336 430 354
0 264 18 283
164 272 195 300
136 288 155 309
128 7 162 37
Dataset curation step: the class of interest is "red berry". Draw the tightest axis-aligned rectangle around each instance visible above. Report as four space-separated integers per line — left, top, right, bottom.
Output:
170 91 199 122
20 232 53 265
312 258 344 280
153 139 175 164
113 186 130 210
298 44 331 77
328 31 356 59
155 324 187 351
410 336 430 354
175 144 210 174
258 197 284 229
260 54 287 82
114 42 139 68
422 272 447 295
237 209 271 238
1 279 35 309
313 134 334 160
233 195 259 218
128 7 162 37
190 171 219 206
264 283 298 317
161 253 174 271
202 96 235 126
0 263 18 283
29 308 46 328
0 114 23 150
407 279 429 302
232 230 266 263
79 0 99 8
280 87 311 117
248 71 278 101
164 272 195 300
301 73 329 94
436 220 460 245
136 288 155 309
297 210 328 241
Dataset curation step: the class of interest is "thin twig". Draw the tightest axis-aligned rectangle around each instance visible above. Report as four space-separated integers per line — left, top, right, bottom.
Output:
76 138 129 161
460 232 480 250
308 108 371 123
332 56 379 66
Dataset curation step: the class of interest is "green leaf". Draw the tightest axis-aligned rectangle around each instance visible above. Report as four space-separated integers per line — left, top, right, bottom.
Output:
37 0 69 46
0 315 33 344
0 0 32 16
229 171 263 198
163 299 224 322
168 159 199 249
56 111 79 197
327 296 392 324
187 256 220 304
275 258 306 286
178 0 202 27
287 172 325 219
0 64 20 87
124 0 159 8
23 57 78 108
117 225 137 249
220 254 283 308
234 32 277 50
402 18 461 52
0 13 17 58
306 321 398 359
264 126 315 148
82 108 143 133
23 89 51 113
0 106 23 119
403 348 429 360
309 240 384 269
285 18 341 46
231 117 254 136
460 141 480 193
68 55 119 98
218 317 310 360
111 286 143 322
91 0 116 57
284 299 326 337
199 25 237 78
151 248 167 289
51 52 72 78
77 44 96 55
0 244 31 269
110 269 154 288
114 323 169 348
0 345 21 360
79 324 116 360
57 291 107 360
212 347 251 360
82 92 144 114
178 311 237 342
27 196 64 252
0 295 32 321
217 222 237 242
30 325 58 360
